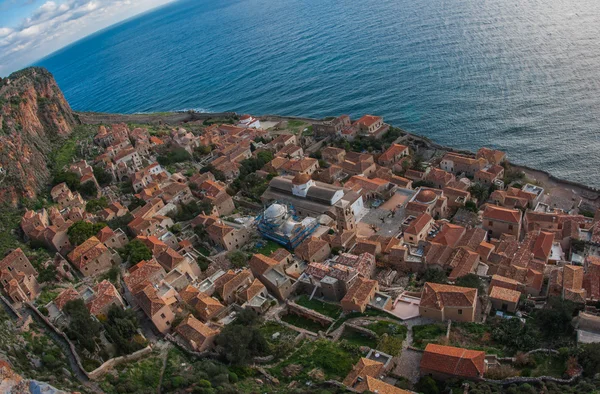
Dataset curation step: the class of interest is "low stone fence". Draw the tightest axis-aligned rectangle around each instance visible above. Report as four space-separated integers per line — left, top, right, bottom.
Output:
483 371 581 386
88 346 153 379
286 301 334 327
343 323 378 340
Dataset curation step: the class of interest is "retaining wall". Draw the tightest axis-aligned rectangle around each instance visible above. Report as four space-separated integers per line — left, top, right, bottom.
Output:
87 346 153 379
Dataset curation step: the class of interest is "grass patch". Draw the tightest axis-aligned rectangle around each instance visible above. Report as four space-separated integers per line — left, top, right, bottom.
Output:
295 295 342 319
340 329 378 348
270 339 361 382
366 321 408 356
281 313 326 333
285 120 310 135
36 287 59 305
330 307 399 331
50 125 97 172
529 354 566 377
449 322 506 356
251 240 282 256
260 321 299 360
412 323 447 349
100 351 162 393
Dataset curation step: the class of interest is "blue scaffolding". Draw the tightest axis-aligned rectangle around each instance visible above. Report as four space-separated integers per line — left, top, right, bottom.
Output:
256 202 319 250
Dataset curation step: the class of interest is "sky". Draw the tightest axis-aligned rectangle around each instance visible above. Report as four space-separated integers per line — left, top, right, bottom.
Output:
0 0 177 76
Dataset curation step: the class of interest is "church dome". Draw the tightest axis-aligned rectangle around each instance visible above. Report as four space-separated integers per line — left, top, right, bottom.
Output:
416 189 437 204
264 203 287 221
292 173 312 185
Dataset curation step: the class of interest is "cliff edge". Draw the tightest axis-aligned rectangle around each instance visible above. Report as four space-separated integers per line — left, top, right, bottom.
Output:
0 67 77 205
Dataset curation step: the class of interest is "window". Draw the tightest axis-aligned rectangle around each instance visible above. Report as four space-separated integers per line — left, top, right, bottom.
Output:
160 313 166 319
488 221 493 226
508 225 513 230
458 309 463 315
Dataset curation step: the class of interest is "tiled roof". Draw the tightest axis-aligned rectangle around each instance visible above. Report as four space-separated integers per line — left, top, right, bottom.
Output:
240 278 266 302
379 143 408 163
124 259 165 294
355 376 412 394
342 357 384 387
295 237 329 260
341 277 377 307
489 286 521 304
420 282 477 310
249 254 279 276
430 223 466 247
483 205 522 224
176 315 218 347
67 236 108 269
354 114 382 128
86 280 121 316
53 287 80 310
157 248 185 271
405 213 433 236
421 343 485 379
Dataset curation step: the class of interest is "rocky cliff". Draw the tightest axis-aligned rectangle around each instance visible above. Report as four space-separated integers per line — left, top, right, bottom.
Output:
0 67 77 205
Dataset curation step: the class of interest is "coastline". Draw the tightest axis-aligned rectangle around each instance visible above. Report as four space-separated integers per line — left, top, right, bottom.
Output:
74 110 600 205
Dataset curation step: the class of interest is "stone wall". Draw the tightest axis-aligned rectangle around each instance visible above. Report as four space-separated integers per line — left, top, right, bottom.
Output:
286 301 334 326
87 346 153 379
75 111 236 125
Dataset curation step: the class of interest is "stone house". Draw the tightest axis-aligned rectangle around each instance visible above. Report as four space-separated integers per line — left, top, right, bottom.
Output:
175 314 219 352
419 282 477 323
67 236 118 277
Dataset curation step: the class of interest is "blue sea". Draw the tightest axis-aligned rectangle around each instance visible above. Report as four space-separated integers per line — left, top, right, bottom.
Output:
38 0 600 188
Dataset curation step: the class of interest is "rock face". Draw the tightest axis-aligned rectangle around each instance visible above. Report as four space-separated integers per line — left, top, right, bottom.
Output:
0 67 77 205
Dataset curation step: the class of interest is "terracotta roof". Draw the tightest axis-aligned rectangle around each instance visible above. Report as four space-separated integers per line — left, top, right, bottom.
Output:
405 213 433 236
531 231 554 261
124 259 165 294
421 343 485 379
489 286 521 304
53 287 80 310
157 248 185 271
136 284 168 317
342 357 384 387
295 237 330 261
341 277 377 307
420 282 477 310
86 280 121 316
249 253 279 275
176 314 218 347
414 189 438 204
379 143 408 163
483 205 522 224
355 376 412 394
270 248 291 264
354 114 382 128
292 173 312 185
67 236 108 269
430 223 466 247
218 269 253 298
240 278 266 302
447 247 480 281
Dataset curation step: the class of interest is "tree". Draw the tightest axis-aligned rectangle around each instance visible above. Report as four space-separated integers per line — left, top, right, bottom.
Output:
455 273 484 293
93 166 113 187
86 197 109 213
128 197 146 211
420 267 447 284
67 221 107 246
120 239 152 265
63 299 102 353
79 181 98 198
469 182 490 203
53 170 80 191
533 297 576 339
215 310 267 364
38 264 57 283
157 148 192 166
228 251 248 268
200 164 226 182
197 256 210 272
415 376 439 394
103 305 144 356
578 343 600 377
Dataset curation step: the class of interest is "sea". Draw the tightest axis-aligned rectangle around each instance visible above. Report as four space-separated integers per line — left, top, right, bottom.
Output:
37 0 600 188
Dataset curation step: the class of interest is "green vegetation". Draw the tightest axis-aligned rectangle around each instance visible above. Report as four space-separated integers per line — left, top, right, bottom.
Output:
419 267 448 284
455 273 485 293
367 320 408 354
93 165 113 187
157 147 192 166
215 309 268 365
67 220 107 245
251 239 281 256
50 125 97 172
228 151 275 202
172 199 213 222
330 308 400 331
285 119 310 134
101 352 163 393
120 239 152 265
340 329 378 348
270 339 361 382
86 196 108 212
412 323 447 349
36 287 60 305
227 250 249 268
281 313 326 333
295 295 342 319
259 321 299 360
101 305 147 356
578 342 600 377
63 299 104 370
